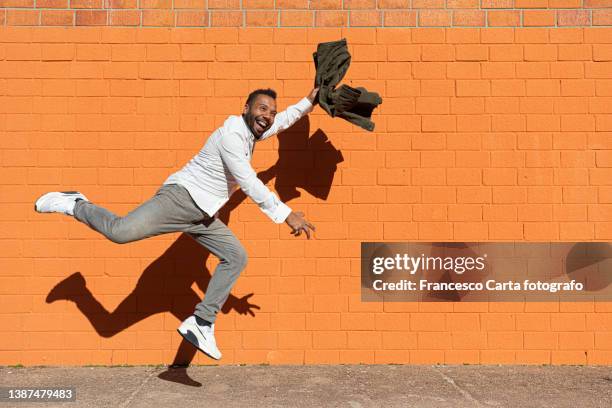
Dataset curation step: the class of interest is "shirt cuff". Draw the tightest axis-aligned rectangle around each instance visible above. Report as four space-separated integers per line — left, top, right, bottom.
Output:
296 97 314 114
270 201 292 224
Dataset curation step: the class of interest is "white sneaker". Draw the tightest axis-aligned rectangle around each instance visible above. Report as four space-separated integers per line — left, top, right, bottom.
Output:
34 191 88 216
177 315 221 360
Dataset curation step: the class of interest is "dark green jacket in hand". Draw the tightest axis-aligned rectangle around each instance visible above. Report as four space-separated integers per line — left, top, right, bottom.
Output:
313 39 383 132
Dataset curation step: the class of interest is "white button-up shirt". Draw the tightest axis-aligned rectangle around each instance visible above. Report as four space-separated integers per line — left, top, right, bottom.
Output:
164 97 314 223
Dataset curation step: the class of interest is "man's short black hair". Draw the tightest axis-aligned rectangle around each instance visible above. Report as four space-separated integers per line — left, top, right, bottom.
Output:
246 88 277 107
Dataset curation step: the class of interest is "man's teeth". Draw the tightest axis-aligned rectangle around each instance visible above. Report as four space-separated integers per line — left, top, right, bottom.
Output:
256 120 266 127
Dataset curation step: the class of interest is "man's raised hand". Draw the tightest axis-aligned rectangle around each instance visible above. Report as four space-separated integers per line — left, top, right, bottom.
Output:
285 211 316 239
307 87 320 104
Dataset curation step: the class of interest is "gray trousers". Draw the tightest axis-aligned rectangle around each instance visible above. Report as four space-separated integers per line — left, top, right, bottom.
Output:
73 183 247 323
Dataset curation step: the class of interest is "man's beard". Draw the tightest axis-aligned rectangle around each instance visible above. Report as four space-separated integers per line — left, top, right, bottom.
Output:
242 112 268 139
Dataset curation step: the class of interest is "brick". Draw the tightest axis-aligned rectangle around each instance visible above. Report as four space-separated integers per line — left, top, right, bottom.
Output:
492 80 525 97
412 0 444 6
523 10 555 27
107 10 138 26
276 0 308 6
552 62 584 79
418 10 451 27
558 45 592 62
481 28 514 44
454 46 487 62
313 331 346 349
457 80 490 97
280 11 313 27
377 0 409 5
488 332 523 349
141 10 173 26
524 221 559 239
383 11 417 27
421 45 453 62
75 10 107 26
5 45 40 63
480 0 512 6
552 351 587 365
480 63 513 80
411 350 445 364
487 10 520 27
41 10 74 26
418 332 451 349
348 331 381 349
243 0 275 6
524 45 558 62
557 10 591 27
6 10 39 26
175 11 208 27
1 0 34 5
550 0 581 5
140 0 173 7
446 0 479 6
450 98 484 115
593 45 612 63
315 11 347 27
526 79 560 96
349 11 381 27
444 29 478 45
585 0 612 6
515 0 548 7
515 28 549 44
593 10 612 26
559 332 594 350
544 32 580 47
452 10 485 27
310 0 342 7
490 45 523 62
71 0 102 6
210 11 242 27
207 0 239 7
246 11 277 27
411 313 446 331
106 0 138 6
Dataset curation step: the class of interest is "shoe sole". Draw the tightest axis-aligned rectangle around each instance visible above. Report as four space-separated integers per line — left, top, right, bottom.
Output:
176 328 221 361
34 191 82 213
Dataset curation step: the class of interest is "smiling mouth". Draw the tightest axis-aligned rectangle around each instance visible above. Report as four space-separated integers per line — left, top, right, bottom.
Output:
255 119 268 132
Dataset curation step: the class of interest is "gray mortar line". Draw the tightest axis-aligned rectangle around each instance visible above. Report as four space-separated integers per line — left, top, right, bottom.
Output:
433 366 485 408
119 366 158 408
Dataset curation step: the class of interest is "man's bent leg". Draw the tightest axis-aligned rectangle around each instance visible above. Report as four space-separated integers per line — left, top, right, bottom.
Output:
188 218 248 323
74 184 206 244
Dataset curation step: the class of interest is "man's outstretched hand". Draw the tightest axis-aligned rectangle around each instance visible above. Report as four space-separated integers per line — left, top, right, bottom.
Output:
285 211 316 239
307 87 320 104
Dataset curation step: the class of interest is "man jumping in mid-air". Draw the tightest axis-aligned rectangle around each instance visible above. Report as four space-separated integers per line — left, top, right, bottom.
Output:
35 87 319 360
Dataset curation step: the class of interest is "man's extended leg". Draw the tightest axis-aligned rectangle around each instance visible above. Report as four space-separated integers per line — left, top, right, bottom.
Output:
72 184 207 244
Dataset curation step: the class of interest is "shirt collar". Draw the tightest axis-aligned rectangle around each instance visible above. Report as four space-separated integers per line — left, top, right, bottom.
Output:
241 115 257 144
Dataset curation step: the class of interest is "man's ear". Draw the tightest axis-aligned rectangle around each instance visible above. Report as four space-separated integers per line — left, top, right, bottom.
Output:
243 104 249 115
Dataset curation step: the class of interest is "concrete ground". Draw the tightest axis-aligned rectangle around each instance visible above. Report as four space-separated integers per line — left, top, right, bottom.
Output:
1 365 611 408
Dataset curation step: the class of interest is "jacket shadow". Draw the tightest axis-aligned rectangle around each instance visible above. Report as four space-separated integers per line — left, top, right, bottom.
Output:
45 117 344 386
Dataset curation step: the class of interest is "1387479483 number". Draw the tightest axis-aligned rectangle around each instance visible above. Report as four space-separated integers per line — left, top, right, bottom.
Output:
1 387 76 402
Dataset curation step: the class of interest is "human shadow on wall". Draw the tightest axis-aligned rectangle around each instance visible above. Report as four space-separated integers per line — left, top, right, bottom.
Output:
45 116 344 386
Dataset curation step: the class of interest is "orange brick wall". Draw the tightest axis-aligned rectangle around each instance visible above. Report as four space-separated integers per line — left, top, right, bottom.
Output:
1 26 612 366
